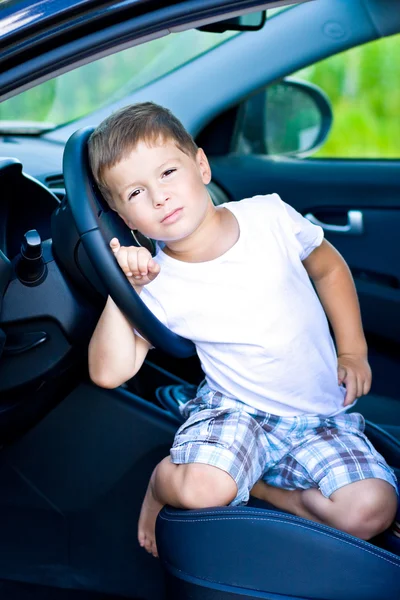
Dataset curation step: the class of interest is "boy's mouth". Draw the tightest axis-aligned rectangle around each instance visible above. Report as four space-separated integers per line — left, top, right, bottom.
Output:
161 208 183 224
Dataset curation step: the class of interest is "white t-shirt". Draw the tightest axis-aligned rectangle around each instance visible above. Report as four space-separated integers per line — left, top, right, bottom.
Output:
139 194 347 417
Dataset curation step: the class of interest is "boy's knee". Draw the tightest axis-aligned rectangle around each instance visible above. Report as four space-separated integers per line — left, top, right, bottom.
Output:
333 480 397 540
177 463 237 509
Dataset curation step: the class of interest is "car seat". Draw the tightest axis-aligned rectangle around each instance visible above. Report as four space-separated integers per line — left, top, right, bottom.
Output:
156 384 400 600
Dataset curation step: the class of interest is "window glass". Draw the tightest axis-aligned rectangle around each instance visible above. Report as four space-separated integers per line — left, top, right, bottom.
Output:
295 34 400 158
267 5 298 18
0 29 237 128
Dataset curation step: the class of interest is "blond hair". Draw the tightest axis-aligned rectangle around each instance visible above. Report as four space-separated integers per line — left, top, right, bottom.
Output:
88 102 198 206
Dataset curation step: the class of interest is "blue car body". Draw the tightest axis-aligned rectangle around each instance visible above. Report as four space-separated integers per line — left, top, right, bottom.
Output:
0 0 400 598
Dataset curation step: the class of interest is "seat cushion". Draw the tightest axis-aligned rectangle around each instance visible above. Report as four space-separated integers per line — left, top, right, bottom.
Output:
157 505 400 600
156 389 400 599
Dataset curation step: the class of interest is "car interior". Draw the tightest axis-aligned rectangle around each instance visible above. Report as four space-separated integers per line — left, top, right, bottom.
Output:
0 0 400 599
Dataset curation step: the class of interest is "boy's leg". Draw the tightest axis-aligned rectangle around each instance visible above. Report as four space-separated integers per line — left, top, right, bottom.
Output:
138 457 237 557
252 411 398 540
251 478 397 539
139 390 269 557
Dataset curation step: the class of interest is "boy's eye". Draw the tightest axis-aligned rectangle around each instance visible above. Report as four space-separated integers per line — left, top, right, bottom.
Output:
128 189 142 200
162 168 176 177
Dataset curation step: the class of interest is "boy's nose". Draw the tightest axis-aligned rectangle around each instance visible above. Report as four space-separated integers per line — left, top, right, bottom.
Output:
152 189 169 207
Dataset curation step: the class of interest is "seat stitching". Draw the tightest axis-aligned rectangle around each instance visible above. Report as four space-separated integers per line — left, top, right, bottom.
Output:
158 515 400 568
161 507 397 554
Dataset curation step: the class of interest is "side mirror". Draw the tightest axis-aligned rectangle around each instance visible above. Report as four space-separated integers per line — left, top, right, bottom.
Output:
238 78 333 157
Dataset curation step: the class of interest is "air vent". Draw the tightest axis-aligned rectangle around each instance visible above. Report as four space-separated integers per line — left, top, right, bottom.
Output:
45 174 65 200
45 174 64 189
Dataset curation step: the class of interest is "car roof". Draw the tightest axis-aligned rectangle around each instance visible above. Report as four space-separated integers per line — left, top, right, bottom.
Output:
2 0 400 130
46 0 400 144
0 0 181 57
0 1 306 102
1 0 174 42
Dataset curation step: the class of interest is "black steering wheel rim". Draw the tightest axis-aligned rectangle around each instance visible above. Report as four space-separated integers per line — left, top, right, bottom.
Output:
62 127 196 358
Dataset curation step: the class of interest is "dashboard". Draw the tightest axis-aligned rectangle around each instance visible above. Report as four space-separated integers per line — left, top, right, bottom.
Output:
0 142 96 405
0 133 230 260
0 132 230 404
0 136 64 257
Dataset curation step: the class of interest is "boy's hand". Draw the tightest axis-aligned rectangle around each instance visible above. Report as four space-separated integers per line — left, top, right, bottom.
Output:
110 238 160 287
337 353 372 406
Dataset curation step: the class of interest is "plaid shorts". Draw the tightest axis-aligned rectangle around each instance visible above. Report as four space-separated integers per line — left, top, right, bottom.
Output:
170 384 397 505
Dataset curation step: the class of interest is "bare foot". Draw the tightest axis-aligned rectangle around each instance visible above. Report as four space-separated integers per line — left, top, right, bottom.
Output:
138 475 164 558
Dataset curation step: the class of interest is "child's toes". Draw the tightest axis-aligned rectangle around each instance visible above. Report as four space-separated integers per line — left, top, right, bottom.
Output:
145 538 153 554
150 539 158 558
141 534 158 557
138 530 146 548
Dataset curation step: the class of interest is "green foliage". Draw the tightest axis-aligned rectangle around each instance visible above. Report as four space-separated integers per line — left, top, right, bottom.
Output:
0 28 399 160
0 80 57 122
0 30 236 125
296 34 400 158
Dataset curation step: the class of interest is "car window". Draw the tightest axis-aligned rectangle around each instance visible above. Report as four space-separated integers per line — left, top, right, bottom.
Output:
291 33 400 159
0 29 237 129
235 33 400 160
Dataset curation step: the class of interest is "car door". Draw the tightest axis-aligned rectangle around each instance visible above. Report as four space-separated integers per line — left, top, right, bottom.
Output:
208 33 400 431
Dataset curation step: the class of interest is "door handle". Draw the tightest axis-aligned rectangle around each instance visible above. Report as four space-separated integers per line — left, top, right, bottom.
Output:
305 210 364 235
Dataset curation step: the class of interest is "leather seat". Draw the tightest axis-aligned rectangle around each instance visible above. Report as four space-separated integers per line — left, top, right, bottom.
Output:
156 385 400 600
157 501 400 600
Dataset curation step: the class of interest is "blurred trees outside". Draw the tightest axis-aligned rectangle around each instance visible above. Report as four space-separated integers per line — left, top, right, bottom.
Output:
0 30 236 125
0 27 398 159
296 33 400 158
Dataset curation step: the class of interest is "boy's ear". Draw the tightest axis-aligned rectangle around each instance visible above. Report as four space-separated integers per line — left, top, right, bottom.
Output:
196 148 212 185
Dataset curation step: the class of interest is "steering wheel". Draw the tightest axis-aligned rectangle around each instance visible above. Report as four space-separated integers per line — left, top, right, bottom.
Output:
62 127 196 358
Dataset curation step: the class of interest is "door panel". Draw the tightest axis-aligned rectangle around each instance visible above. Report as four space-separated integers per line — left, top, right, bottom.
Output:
210 155 400 414
210 155 400 343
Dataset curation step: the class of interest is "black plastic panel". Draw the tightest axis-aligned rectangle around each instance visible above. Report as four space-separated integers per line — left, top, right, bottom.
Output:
0 382 178 598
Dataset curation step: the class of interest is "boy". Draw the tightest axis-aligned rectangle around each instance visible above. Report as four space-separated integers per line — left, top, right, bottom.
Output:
88 102 397 558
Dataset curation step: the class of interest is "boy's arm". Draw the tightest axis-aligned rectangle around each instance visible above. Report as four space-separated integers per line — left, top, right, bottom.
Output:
88 295 151 389
89 239 160 389
303 239 371 405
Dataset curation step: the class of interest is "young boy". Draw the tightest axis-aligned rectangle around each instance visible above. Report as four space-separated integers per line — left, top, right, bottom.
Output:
88 102 397 558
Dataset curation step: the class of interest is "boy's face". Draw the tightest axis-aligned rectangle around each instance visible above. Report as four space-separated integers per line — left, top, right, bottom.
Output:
103 138 212 242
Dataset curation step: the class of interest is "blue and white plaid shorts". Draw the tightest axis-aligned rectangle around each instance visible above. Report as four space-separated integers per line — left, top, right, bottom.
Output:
170 384 397 505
